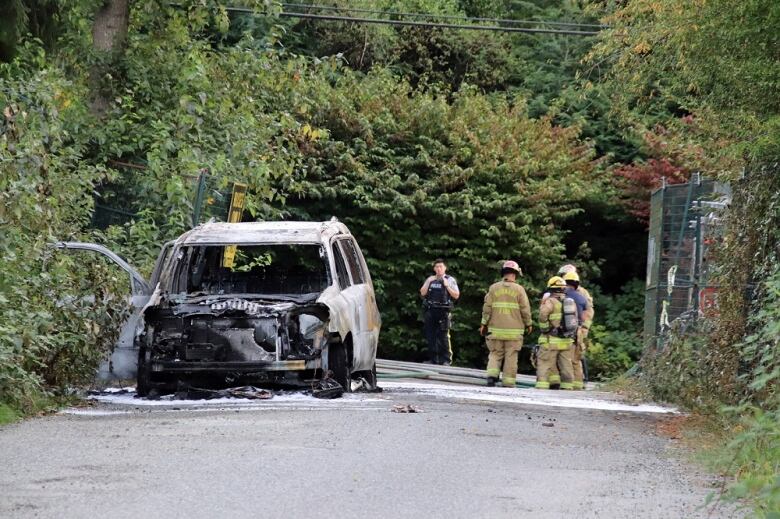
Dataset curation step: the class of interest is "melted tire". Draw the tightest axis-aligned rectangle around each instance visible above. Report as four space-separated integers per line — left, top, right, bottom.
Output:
328 340 351 392
136 347 151 397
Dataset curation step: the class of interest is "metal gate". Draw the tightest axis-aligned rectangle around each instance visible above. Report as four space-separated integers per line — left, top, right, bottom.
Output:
643 174 731 350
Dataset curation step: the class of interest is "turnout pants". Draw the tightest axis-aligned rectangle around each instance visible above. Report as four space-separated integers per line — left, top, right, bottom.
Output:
424 307 452 364
535 336 574 389
486 339 522 387
572 327 589 389
547 329 587 388
572 343 584 389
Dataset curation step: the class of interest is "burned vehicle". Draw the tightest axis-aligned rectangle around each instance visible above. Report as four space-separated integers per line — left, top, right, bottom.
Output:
57 220 381 396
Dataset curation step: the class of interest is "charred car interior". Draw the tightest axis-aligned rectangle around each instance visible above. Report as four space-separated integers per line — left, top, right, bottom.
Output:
177 244 330 297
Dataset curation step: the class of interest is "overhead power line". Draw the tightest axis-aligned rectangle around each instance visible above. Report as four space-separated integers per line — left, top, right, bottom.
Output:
280 2 608 29
222 6 603 36
280 12 600 35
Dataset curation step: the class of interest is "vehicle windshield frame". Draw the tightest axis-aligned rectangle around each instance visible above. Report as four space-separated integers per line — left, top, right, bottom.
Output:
165 242 332 299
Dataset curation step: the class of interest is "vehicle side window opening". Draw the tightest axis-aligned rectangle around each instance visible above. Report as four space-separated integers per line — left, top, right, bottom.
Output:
150 241 175 288
172 247 193 293
331 242 351 290
174 244 329 295
189 246 208 288
339 239 366 285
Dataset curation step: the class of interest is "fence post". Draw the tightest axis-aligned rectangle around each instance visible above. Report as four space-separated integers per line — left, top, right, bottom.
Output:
192 170 207 227
692 210 702 318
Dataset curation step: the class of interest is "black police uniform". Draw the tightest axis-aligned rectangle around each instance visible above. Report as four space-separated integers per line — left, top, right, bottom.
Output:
423 276 456 365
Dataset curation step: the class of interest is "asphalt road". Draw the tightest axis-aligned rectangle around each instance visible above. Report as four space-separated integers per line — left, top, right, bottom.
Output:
0 382 739 519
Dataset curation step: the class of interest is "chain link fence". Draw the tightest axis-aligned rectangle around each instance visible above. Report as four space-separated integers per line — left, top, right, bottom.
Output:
643 174 731 350
191 171 235 226
91 170 237 229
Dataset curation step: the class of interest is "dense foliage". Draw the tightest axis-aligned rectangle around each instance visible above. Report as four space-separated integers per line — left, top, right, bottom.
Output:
593 0 779 514
0 53 129 411
587 279 644 379
282 72 604 365
711 167 780 515
2 0 643 398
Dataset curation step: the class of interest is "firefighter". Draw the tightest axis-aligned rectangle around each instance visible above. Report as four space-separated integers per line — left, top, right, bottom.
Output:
420 258 460 365
479 260 532 387
559 264 594 308
535 276 575 390
563 271 594 390
544 264 594 388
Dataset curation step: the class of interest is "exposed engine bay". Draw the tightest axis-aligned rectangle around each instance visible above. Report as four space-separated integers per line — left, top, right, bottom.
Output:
137 243 337 394
143 299 330 365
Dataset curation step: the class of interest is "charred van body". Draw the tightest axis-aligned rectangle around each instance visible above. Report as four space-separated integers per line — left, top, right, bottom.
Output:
56 220 381 396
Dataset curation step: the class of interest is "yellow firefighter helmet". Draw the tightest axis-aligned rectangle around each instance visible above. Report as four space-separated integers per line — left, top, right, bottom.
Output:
547 276 567 291
562 271 580 283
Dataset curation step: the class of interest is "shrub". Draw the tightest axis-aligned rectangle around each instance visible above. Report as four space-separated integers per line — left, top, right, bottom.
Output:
587 279 645 380
0 47 129 412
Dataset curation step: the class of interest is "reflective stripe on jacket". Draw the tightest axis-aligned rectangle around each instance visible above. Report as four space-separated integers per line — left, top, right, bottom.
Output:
481 279 532 340
578 286 594 328
538 295 573 349
539 335 573 350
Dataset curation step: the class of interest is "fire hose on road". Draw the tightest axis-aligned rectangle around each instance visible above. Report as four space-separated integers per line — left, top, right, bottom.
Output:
376 358 537 388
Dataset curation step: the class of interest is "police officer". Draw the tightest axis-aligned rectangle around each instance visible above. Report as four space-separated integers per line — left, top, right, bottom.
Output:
420 258 460 365
479 260 532 387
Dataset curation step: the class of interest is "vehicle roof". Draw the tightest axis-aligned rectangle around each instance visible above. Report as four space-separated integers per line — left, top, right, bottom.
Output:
178 220 350 245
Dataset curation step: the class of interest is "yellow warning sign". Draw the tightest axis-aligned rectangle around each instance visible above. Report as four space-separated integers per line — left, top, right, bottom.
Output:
222 182 248 268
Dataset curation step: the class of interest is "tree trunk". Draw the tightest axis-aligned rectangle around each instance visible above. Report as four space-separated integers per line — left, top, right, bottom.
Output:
90 0 130 116
0 1 21 62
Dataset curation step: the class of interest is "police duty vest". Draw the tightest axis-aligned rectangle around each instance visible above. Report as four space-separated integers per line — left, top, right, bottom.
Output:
426 277 453 309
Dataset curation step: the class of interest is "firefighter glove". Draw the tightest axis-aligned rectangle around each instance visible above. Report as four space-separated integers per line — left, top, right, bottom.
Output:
479 325 487 337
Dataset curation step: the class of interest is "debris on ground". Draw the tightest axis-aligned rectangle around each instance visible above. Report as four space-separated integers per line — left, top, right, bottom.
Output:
173 386 273 400
87 388 132 396
392 404 422 413
542 422 555 427
351 376 383 393
311 377 344 399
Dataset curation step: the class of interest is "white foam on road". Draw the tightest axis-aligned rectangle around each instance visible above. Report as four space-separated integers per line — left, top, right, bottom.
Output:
62 408 132 416
64 382 677 415
73 388 384 411
381 381 678 414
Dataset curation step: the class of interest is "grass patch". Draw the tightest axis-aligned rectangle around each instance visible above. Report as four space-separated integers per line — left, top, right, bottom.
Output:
0 402 20 425
0 389 82 425
702 408 780 517
654 406 780 518
599 373 662 407
601 373 648 397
